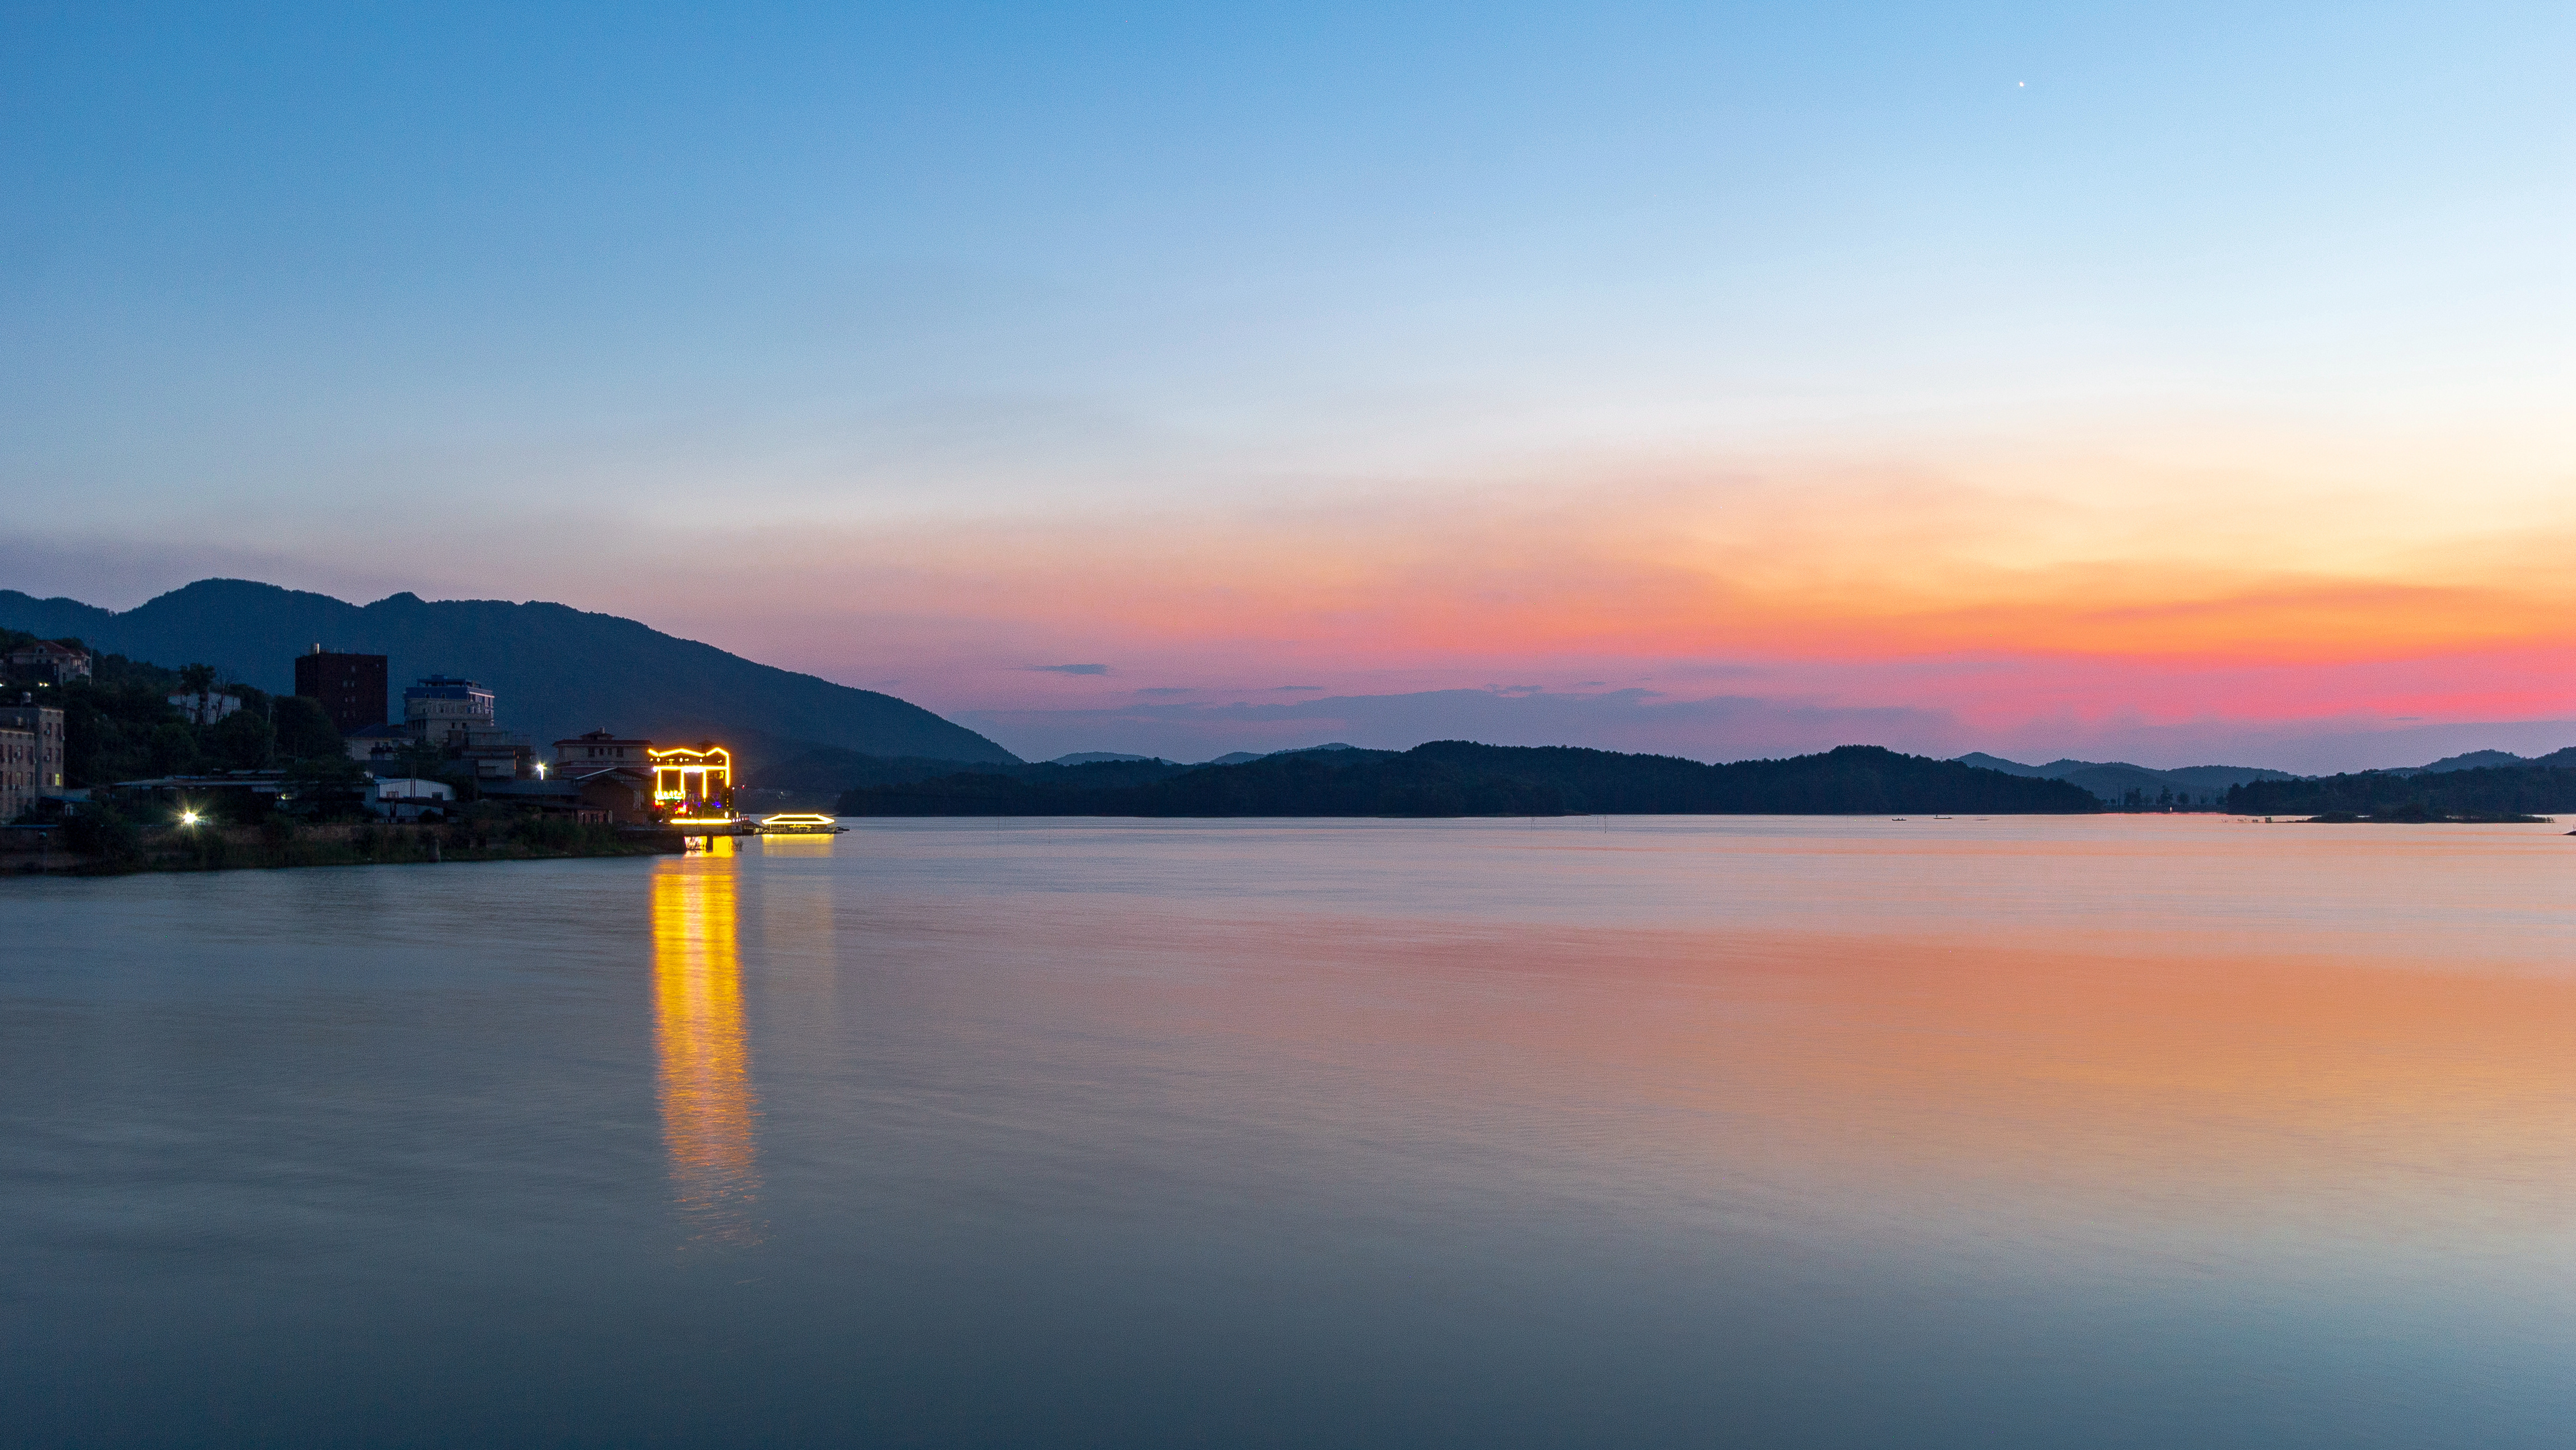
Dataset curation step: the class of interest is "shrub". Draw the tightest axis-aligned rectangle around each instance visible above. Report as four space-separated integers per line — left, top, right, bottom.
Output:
64 806 144 867
185 828 231 870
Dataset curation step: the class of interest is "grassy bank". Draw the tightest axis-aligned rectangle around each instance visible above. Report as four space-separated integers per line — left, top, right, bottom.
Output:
4 818 684 876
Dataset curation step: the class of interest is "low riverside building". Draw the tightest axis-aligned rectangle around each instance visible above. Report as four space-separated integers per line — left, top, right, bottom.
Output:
108 772 288 820
0 701 68 822
367 777 455 822
295 649 389 733
488 768 655 823
459 744 531 781
576 769 657 822
479 776 617 824
554 730 654 777
4 641 91 687
345 722 414 768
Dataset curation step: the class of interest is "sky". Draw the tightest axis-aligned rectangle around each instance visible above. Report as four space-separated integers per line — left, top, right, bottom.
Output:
2 2 2568 768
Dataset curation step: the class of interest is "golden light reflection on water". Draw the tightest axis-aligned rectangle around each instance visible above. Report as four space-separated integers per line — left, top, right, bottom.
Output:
651 864 762 1244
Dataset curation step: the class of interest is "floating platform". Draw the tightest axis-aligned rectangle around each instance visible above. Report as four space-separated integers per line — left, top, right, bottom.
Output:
753 813 848 835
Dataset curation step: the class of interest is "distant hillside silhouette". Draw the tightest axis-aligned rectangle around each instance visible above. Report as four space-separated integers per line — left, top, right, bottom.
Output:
838 742 2097 817
0 579 1016 764
2383 747 2576 777
2228 764 2576 817
747 743 1178 796
1953 752 2298 804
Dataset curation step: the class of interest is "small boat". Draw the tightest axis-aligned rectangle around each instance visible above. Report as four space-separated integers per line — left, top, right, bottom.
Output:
755 813 848 835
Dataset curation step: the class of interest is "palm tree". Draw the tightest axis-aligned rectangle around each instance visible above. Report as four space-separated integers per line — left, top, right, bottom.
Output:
178 664 218 724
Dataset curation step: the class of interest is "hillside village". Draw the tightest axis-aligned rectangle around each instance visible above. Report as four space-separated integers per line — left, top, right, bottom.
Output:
2 632 736 847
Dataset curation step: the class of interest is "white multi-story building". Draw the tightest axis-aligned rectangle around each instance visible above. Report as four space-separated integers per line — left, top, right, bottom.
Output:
403 675 496 747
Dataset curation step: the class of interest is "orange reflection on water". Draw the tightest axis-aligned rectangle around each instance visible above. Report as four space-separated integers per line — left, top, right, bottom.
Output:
651 864 762 1242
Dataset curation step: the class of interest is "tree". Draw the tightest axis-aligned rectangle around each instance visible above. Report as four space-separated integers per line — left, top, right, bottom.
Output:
206 709 276 771
63 802 144 868
179 663 217 698
147 722 200 776
272 695 345 761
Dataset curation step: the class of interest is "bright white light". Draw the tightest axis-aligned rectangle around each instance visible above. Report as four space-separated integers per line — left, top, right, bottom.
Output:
180 811 199 826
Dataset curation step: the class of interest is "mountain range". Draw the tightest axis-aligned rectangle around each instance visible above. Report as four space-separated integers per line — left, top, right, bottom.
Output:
1950 753 2302 804
9 579 2564 798
0 579 1016 764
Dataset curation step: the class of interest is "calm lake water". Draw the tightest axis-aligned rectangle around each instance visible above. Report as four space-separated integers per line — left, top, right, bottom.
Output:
4 816 2571 1448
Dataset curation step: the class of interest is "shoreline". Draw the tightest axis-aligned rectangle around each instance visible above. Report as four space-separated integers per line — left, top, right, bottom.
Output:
2 820 687 876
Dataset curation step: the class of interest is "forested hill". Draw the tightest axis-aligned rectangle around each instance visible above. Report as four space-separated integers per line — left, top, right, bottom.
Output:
837 742 2099 817
0 579 1016 763
2228 764 2576 817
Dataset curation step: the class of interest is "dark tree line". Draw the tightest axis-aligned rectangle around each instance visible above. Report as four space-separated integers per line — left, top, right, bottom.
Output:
836 742 2098 817
2227 766 2576 817
4 628 346 790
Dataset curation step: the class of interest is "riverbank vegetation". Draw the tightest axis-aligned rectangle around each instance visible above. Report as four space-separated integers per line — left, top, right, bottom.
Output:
21 810 678 875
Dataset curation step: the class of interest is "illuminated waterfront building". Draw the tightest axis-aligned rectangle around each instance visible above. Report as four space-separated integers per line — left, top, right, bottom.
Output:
650 744 732 816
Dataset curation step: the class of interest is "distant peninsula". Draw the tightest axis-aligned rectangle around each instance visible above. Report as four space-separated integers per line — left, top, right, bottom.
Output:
2228 762 2576 819
836 742 2098 817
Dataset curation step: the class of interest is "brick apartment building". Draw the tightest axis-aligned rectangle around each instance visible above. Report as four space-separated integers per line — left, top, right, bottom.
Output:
293 649 389 734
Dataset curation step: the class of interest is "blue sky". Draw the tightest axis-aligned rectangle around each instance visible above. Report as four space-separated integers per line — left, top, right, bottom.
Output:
11 1 2555 484
2 3 2567 765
